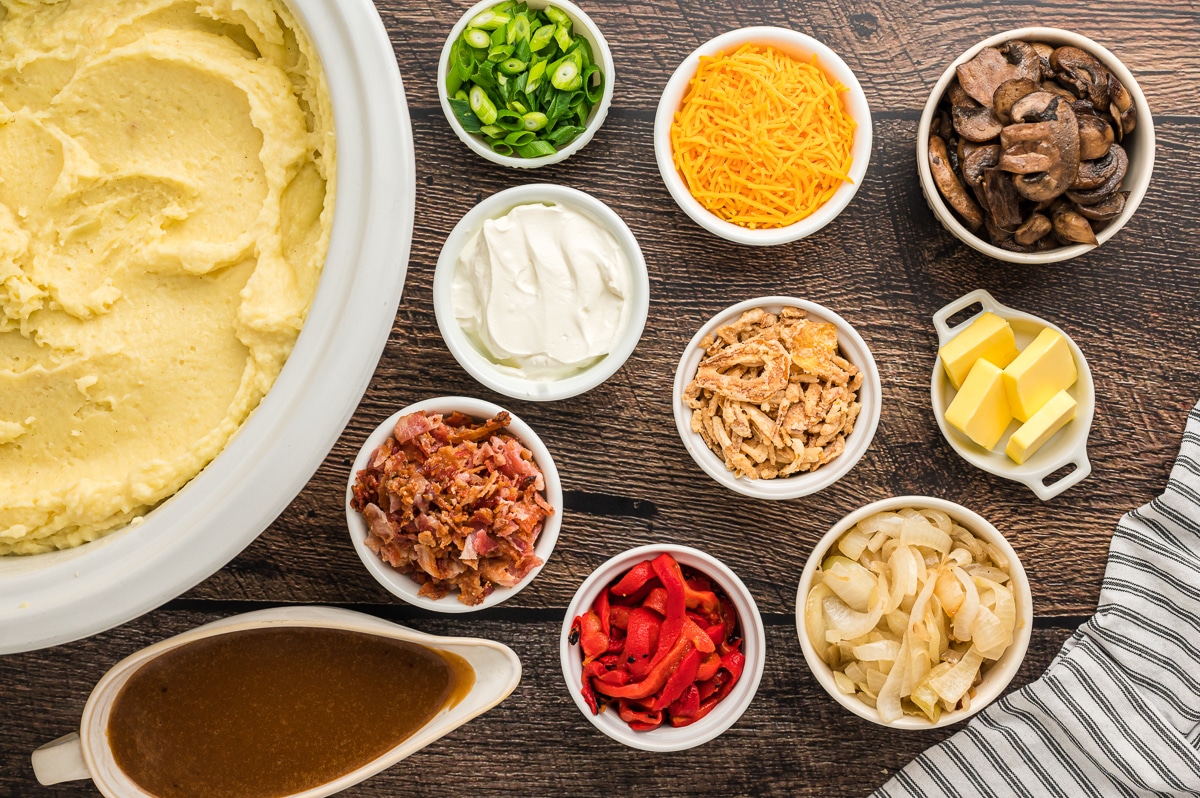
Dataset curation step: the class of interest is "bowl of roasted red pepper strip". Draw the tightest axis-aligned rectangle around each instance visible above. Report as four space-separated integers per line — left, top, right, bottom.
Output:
560 545 765 751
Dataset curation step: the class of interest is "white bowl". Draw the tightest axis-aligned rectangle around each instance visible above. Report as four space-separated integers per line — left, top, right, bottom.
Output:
433 183 649 402
672 297 882 500
931 289 1094 500
437 0 615 169
345 397 563 612
916 27 1155 264
560 544 765 752
654 26 872 246
795 496 1033 730
30 606 521 797
0 0 414 655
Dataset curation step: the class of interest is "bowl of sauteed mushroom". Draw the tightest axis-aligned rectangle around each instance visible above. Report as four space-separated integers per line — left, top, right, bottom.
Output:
917 28 1154 263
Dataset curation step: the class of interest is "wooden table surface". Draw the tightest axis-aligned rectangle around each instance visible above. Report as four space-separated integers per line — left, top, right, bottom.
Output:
5 0 1199 795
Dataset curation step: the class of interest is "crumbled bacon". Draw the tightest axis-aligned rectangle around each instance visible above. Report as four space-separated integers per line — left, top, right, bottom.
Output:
350 410 552 605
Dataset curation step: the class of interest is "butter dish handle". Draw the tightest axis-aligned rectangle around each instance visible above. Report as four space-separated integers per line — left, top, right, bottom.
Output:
1024 450 1093 502
32 732 91 786
932 289 1007 345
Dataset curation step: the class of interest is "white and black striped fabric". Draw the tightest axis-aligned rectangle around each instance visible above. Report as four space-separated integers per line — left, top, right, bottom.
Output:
875 401 1200 798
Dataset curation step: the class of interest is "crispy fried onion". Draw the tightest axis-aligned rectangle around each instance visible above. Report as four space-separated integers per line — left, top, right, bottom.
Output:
684 307 863 479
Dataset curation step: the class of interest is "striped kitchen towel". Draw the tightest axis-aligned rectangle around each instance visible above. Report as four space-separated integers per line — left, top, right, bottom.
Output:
875 401 1200 798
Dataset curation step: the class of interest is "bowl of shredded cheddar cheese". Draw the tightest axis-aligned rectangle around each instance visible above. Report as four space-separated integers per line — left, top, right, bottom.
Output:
654 27 872 246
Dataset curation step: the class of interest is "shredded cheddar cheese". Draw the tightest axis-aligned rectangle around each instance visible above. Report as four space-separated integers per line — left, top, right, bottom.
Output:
670 44 857 230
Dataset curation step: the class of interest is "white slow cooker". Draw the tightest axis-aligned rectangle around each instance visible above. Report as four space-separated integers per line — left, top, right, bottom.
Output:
0 0 415 654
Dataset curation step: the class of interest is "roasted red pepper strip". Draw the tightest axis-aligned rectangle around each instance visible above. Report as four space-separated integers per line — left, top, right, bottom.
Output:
579 610 608 663
684 584 720 615
618 700 663 730
622 607 661 679
609 560 655 597
651 647 702 711
695 651 720 682
648 553 687 666
608 605 631 631
704 622 727 647
569 615 581 646
682 617 716 654
643 587 669 616
593 637 693 700
668 683 701 719
596 589 611 638
580 661 605 714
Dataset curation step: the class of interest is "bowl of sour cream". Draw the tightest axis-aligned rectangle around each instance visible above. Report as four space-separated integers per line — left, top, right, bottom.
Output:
434 184 649 402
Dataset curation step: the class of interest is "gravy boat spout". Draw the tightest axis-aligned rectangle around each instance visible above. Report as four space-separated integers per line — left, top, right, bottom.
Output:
32 606 522 797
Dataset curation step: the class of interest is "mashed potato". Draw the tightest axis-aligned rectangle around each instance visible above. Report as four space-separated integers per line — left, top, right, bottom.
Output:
0 0 335 554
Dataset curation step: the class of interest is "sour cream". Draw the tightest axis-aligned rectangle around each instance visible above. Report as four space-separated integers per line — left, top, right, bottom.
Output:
452 203 631 380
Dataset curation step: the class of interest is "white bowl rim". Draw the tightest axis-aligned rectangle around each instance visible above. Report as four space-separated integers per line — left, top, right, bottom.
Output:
671 296 882 500
915 26 1156 264
794 495 1034 730
345 396 563 613
653 25 873 246
0 0 415 655
436 0 615 169
432 183 650 402
559 544 766 752
930 289 1095 500
37 606 520 798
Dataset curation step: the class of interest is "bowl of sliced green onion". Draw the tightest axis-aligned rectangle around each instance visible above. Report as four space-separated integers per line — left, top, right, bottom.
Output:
439 0 614 167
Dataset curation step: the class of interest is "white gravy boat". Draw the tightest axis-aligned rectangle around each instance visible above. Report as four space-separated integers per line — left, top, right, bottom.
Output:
31 606 521 797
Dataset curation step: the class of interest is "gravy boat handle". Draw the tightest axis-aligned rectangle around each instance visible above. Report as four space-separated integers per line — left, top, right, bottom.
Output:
32 732 91 785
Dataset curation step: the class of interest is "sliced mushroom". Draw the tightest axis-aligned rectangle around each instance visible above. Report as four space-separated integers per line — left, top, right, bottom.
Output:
999 137 1057 174
1077 114 1114 160
1071 143 1127 191
1010 100 1079 202
956 47 1023 106
952 105 1004 142
1107 73 1136 139
1014 213 1053 245
1031 42 1056 78
958 137 981 168
947 78 981 108
1009 91 1058 123
929 134 984 231
962 144 1000 191
1073 191 1127 222
982 168 1023 231
1041 81 1077 100
992 78 1041 124
1051 46 1111 109
1000 41 1044 82
1050 199 1098 245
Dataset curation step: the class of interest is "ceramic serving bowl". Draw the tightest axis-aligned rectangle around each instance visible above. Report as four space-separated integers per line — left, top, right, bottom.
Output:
437 0 615 168
433 183 649 402
31 606 521 797
916 27 1155 264
0 0 414 655
672 297 881 500
795 496 1033 730
560 544 765 752
346 396 563 612
931 289 1094 500
654 26 872 246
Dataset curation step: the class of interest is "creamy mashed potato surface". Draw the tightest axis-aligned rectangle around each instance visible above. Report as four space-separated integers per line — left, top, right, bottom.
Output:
0 0 335 554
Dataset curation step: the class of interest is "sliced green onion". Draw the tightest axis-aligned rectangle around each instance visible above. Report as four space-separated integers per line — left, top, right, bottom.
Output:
529 24 555 52
550 58 580 91
583 64 602 104
463 28 491 49
494 108 524 131
448 98 484 133
469 9 511 29
543 5 570 27
504 130 536 146
524 59 547 93
507 99 528 114
522 111 548 131
515 139 557 158
487 44 514 62
488 139 514 156
469 84 498 125
553 23 572 53
507 14 530 44
498 58 527 75
454 89 469 102
479 124 506 137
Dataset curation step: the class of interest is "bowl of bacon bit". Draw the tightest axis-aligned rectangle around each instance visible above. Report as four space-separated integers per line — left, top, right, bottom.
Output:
346 397 562 612
673 297 881 500
561 545 765 751
654 26 872 246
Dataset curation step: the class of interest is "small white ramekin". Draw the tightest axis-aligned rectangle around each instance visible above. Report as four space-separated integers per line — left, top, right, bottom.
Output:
433 183 649 402
795 496 1034 730
672 297 881 500
345 397 562 613
437 0 615 169
917 27 1155 264
654 26 872 246
560 544 765 752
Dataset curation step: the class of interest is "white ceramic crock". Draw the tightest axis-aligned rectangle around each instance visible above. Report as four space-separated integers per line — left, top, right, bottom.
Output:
31 607 521 796
0 0 415 654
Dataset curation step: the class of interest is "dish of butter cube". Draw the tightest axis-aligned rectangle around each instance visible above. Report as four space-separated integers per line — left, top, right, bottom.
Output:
930 290 1094 501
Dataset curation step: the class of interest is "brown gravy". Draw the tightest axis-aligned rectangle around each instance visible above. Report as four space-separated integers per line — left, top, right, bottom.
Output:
107 626 474 798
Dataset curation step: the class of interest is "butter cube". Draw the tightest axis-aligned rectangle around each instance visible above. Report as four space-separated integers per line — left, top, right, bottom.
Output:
939 313 1020 390
945 359 1013 450
1006 390 1077 464
1003 328 1078 422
